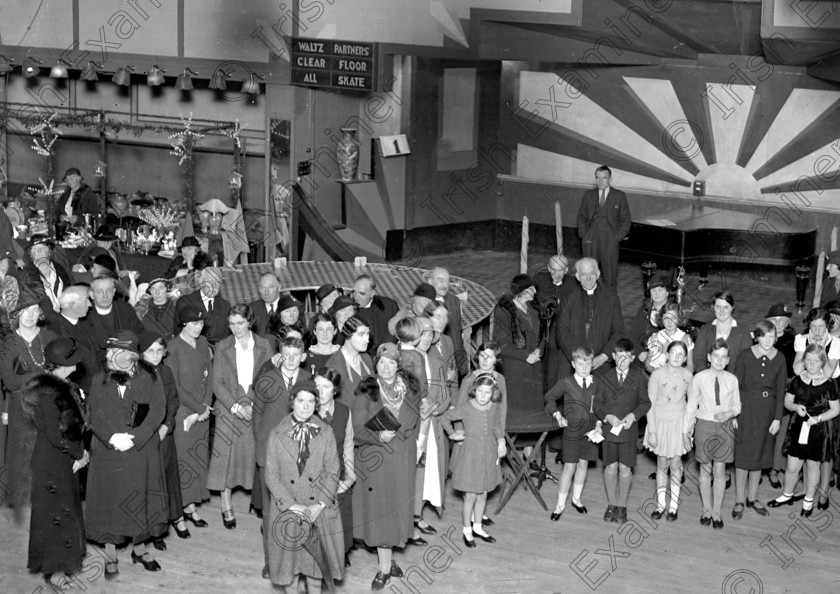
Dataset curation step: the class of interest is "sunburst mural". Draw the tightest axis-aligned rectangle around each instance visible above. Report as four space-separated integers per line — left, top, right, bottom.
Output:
511 67 840 212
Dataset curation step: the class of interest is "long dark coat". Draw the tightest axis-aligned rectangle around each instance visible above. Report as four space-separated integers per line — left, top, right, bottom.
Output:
85 366 168 544
352 372 420 547
26 373 86 575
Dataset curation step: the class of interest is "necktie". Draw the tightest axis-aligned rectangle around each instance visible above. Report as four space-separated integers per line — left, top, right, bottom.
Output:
285 374 294 392
207 299 213 313
599 190 605 206
714 376 720 406
269 303 275 314
618 372 625 385
323 411 333 423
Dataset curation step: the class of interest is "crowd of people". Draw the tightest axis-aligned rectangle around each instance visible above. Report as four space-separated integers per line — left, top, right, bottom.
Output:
2 221 838 592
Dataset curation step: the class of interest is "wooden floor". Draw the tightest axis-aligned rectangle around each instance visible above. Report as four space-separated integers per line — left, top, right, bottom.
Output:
3 452 840 594
2 250 835 593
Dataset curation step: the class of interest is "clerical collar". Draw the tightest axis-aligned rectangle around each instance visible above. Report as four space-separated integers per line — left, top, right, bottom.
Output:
585 287 596 296
61 313 79 325
95 305 112 315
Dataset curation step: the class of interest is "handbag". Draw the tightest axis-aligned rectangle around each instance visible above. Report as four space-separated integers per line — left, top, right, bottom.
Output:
364 406 401 433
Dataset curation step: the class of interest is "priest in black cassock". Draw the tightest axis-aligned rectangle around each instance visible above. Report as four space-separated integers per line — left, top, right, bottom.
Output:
80 276 144 368
43 285 101 392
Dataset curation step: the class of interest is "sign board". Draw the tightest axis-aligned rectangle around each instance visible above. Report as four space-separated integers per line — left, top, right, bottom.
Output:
378 134 411 157
291 38 377 93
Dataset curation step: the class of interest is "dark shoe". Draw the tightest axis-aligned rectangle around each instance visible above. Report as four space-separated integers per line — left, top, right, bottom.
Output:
571 501 588 514
768 472 781 490
417 452 426 468
185 511 208 528
554 451 563 464
371 570 390 590
462 534 476 548
604 505 616 523
171 520 191 539
791 492 806 502
767 494 794 508
414 515 436 534
725 476 731 490
390 560 403 577
801 499 814 518
344 553 351 568
481 516 495 527
152 537 166 551
666 510 678 522
472 531 496 543
818 498 829 510
131 551 161 572
262 565 270 579
406 537 427 547
550 507 563 521
104 561 119 580
699 515 712 526
650 509 664 521
251 506 263 519
648 472 656 480
746 499 768 517
222 509 236 530
614 507 627 524
732 502 744 520
712 518 724 530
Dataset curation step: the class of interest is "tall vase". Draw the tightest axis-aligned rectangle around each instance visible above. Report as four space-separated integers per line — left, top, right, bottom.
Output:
336 127 359 183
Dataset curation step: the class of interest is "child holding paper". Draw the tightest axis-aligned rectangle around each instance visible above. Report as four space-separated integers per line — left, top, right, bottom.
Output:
545 346 602 521
768 343 840 516
593 338 650 524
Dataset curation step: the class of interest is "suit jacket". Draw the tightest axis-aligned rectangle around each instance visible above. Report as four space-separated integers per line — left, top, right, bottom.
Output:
20 262 72 313
576 186 632 242
441 292 468 376
557 283 625 364
43 310 101 391
57 184 100 217
175 290 231 346
248 298 275 338
544 375 598 441
253 363 303 468
355 294 399 357
592 365 650 443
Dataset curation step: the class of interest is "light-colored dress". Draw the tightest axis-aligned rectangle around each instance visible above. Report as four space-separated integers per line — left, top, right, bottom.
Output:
644 365 693 457
646 328 694 370
441 400 503 493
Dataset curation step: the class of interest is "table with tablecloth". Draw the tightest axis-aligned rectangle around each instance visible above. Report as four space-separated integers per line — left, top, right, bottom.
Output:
214 262 495 328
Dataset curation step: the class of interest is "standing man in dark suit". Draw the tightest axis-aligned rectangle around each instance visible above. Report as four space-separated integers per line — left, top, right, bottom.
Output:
174 252 231 347
352 273 399 357
557 257 625 377
576 166 631 289
429 267 469 378
248 272 282 337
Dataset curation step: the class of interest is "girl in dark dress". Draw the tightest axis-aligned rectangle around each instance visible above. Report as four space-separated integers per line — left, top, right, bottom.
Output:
306 314 340 376
732 321 787 520
766 303 797 488
768 344 840 517
26 337 88 591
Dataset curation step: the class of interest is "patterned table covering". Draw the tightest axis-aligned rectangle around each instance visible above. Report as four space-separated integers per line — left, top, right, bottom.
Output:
216 262 496 328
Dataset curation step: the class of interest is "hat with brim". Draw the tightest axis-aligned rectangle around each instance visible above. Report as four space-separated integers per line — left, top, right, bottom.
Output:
93 226 117 242
177 304 205 326
27 235 53 250
278 294 301 313
328 295 355 316
825 301 840 317
179 236 200 249
92 253 117 273
138 331 164 354
147 277 171 290
316 283 338 303
12 285 45 314
764 302 792 318
413 283 437 301
105 330 140 354
62 167 81 180
45 337 84 367
376 342 400 363
647 272 670 291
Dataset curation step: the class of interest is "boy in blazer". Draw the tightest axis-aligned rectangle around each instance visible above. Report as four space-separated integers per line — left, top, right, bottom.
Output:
593 338 651 524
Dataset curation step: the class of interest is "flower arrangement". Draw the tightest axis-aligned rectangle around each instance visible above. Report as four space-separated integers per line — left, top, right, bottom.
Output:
139 205 180 229
29 112 62 157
